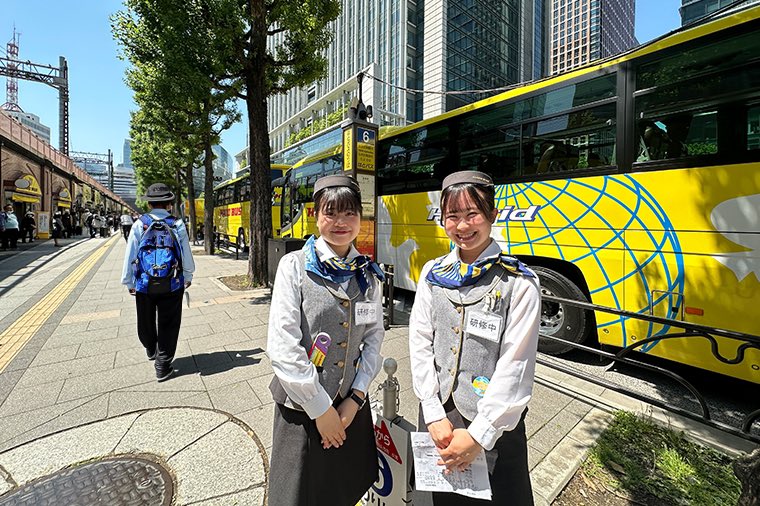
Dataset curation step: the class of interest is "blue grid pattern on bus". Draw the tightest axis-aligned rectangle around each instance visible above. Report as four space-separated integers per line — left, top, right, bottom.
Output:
493 175 685 351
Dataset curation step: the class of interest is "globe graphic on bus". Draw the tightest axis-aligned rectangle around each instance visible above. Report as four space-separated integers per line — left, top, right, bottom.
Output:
494 174 685 351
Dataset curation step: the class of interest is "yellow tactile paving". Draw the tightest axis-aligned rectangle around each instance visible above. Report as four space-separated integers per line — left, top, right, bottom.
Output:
0 236 119 373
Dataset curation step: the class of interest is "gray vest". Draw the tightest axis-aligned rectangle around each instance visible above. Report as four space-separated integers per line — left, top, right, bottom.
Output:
270 250 378 411
430 263 516 421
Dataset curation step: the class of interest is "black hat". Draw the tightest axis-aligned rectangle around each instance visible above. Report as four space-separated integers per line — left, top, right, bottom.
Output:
442 170 493 191
313 175 360 195
143 183 175 203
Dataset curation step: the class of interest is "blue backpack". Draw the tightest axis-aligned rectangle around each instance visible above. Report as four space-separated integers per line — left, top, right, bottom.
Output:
133 214 184 294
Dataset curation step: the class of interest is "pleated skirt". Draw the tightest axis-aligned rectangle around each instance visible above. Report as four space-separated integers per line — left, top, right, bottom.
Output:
269 400 379 506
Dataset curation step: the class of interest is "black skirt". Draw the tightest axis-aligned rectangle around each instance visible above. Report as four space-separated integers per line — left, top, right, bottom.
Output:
418 400 533 506
269 399 378 506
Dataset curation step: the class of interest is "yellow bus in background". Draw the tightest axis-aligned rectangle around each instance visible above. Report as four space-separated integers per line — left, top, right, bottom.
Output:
213 164 289 249
279 146 342 241
277 5 760 383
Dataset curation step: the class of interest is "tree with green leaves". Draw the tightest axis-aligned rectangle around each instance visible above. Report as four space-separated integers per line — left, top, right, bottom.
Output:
113 0 242 254
235 0 341 285
129 107 198 225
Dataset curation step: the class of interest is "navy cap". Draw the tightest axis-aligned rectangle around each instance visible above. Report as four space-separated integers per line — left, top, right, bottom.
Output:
442 170 493 190
313 175 361 195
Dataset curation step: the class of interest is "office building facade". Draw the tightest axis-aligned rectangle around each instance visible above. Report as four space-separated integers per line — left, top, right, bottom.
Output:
549 0 635 75
680 0 759 25
190 144 233 198
267 0 548 159
6 111 51 144
77 161 138 210
123 139 134 169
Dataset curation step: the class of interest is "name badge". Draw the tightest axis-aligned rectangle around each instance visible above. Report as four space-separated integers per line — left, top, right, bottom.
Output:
355 302 379 325
465 310 502 342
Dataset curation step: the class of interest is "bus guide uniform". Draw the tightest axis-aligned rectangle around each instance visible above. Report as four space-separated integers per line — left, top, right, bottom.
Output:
267 235 384 506
410 239 541 505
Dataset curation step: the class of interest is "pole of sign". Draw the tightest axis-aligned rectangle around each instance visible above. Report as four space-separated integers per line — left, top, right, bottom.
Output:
341 73 378 259
364 358 420 506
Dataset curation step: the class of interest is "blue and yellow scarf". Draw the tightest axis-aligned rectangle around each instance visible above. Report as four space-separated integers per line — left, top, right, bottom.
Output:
304 236 384 294
426 252 534 289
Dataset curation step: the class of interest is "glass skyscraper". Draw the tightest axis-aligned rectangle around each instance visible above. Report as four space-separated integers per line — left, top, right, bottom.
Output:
267 0 548 157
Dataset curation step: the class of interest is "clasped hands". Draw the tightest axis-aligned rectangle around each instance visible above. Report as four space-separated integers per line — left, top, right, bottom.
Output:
315 390 365 449
427 418 483 474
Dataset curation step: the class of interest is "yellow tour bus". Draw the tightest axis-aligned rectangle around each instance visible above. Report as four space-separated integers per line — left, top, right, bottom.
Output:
279 145 343 240
277 5 760 383
375 5 760 383
213 164 289 249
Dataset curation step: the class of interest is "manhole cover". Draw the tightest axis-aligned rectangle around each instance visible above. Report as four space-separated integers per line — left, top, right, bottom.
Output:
0 456 173 506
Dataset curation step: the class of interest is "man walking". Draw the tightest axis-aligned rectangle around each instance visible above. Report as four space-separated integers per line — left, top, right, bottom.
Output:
121 183 195 382
120 210 134 241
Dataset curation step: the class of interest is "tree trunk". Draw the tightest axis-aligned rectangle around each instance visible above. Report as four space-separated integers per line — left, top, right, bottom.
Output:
734 447 760 506
245 0 271 287
186 163 197 243
203 128 215 256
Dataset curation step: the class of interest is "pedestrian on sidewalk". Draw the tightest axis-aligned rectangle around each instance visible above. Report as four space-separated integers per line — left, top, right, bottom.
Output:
91 214 105 238
408 171 541 506
266 175 385 506
20 212 36 243
121 183 195 382
51 211 65 247
120 211 134 242
81 209 92 237
62 210 72 238
0 208 5 251
1 205 20 250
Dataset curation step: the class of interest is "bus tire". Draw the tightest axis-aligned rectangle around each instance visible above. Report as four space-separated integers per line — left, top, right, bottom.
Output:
237 229 249 253
531 266 591 355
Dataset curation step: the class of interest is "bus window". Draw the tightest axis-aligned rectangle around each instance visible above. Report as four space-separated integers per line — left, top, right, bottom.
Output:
239 178 251 201
522 102 616 175
233 180 243 202
459 125 521 182
749 105 760 151
636 111 718 163
634 28 760 167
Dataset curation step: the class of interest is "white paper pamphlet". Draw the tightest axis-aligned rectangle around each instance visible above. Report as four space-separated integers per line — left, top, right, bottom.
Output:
410 432 492 500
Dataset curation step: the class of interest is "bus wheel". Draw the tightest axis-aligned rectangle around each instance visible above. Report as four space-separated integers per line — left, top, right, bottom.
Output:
237 229 249 253
532 266 591 355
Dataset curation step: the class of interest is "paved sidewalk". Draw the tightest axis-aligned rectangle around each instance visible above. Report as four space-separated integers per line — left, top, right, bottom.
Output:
5 237 749 504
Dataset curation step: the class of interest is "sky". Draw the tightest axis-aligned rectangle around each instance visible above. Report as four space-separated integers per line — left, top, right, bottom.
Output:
2 0 682 168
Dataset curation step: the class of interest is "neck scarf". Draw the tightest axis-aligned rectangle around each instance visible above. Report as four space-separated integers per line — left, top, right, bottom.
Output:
304 236 384 294
426 252 534 289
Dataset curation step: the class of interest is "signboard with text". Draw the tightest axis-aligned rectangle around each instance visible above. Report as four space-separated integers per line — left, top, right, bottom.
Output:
363 414 415 506
342 118 379 259
356 127 376 172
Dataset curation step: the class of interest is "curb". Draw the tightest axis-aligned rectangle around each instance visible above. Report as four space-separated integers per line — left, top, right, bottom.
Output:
530 363 759 504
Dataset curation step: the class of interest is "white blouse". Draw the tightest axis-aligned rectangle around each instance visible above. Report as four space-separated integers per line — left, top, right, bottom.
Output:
409 239 541 450
266 236 385 419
